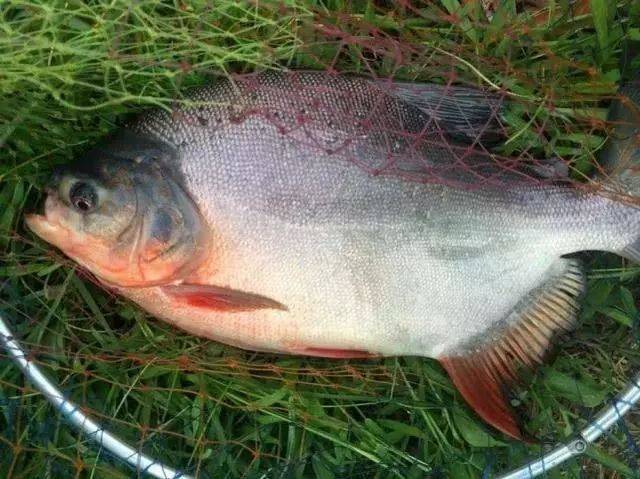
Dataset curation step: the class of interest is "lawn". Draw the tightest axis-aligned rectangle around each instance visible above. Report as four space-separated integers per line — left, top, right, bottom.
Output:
1 1 640 478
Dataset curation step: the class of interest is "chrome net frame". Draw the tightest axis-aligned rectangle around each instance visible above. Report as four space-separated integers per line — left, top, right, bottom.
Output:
2 309 639 478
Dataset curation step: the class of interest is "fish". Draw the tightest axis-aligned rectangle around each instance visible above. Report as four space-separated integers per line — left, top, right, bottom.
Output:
25 71 640 440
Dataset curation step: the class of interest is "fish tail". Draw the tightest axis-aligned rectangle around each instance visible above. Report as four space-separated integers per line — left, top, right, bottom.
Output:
598 83 640 195
598 41 640 194
595 43 640 262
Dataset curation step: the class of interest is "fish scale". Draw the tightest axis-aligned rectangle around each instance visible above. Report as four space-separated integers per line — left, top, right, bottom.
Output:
26 71 640 440
120 72 632 355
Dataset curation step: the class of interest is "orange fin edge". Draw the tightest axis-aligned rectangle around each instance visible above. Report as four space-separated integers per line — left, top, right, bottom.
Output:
440 355 523 440
161 284 288 312
293 346 376 359
440 258 586 441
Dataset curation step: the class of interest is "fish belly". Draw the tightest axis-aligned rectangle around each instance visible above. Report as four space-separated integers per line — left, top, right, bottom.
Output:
201 210 565 357
123 196 565 359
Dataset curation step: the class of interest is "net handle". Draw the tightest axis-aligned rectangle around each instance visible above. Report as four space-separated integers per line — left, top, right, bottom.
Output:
0 311 193 479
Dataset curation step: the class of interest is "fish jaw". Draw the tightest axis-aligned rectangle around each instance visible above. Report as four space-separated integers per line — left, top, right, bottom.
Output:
25 212 60 243
25 194 71 248
26 205 131 282
25 194 106 271
25 191 210 288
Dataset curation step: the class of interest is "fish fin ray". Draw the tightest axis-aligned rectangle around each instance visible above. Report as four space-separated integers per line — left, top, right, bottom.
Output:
373 80 569 182
290 347 376 359
439 258 585 440
374 80 506 144
160 284 288 312
440 355 523 440
622 239 640 263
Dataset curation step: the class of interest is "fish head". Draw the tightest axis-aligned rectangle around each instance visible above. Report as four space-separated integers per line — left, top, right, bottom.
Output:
26 135 208 287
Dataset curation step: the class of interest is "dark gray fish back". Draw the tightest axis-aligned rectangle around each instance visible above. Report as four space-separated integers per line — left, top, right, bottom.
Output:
129 71 522 188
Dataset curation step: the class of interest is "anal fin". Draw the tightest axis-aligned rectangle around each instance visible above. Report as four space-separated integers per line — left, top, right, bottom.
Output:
440 258 585 440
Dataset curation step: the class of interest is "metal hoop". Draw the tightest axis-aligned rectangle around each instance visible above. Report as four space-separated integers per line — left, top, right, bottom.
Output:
1 310 639 478
499 371 640 478
0 312 192 479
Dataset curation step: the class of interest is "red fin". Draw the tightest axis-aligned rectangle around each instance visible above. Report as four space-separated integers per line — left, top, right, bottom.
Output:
161 284 288 312
440 259 586 441
296 347 376 359
440 355 523 440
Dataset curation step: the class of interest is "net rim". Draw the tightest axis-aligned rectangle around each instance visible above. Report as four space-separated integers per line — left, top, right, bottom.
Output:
1 309 639 478
0 311 191 479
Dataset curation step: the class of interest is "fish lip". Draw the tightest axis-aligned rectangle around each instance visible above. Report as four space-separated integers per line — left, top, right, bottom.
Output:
24 193 61 236
24 212 41 226
24 211 55 237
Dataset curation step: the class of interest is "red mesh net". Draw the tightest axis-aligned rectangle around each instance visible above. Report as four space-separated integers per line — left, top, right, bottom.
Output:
1 1 639 478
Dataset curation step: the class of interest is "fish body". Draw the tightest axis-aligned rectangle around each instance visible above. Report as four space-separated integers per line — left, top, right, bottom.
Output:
26 71 640 439
122 161 627 358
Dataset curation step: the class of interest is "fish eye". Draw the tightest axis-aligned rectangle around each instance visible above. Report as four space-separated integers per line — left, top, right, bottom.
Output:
69 182 98 213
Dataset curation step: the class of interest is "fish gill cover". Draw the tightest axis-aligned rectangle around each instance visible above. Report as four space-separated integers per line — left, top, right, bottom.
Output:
1 0 640 478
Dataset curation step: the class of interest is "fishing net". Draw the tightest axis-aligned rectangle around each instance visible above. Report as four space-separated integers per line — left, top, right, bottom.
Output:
1 1 640 477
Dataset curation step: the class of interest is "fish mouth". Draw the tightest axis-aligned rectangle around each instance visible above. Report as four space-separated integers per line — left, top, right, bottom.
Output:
24 194 65 241
25 212 57 239
24 195 101 277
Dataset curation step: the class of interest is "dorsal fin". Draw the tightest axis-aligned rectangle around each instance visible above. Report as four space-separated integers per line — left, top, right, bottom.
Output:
439 259 585 440
374 79 506 144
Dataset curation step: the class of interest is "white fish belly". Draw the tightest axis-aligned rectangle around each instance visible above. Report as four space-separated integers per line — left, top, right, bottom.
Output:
191 207 564 358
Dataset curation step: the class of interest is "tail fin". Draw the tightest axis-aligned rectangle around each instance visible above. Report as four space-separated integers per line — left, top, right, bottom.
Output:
599 42 640 262
605 84 640 263
599 41 640 194
599 82 640 194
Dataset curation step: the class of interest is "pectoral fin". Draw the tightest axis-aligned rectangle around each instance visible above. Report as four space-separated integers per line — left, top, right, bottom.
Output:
439 258 585 440
161 284 288 312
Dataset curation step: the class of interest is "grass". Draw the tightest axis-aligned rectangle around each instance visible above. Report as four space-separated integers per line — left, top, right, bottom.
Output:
1 0 640 477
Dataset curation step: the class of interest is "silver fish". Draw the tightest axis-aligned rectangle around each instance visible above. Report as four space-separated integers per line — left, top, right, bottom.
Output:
25 71 640 439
